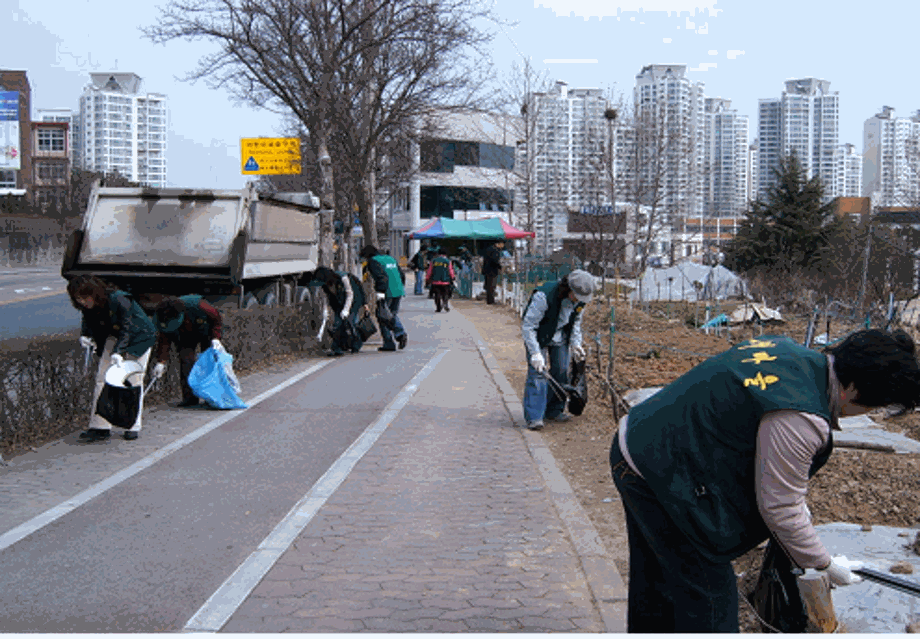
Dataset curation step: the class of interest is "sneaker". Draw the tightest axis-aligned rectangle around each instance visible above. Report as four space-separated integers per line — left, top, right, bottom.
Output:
78 428 111 442
526 420 544 431
378 346 397 352
397 334 408 350
123 430 139 441
546 414 572 423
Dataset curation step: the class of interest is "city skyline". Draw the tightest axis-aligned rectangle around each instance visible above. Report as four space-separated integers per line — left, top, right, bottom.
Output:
4 0 919 191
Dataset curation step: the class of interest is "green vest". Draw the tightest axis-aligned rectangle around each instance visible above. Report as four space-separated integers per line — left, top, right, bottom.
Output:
429 255 452 283
177 294 213 338
523 281 585 349
624 336 833 562
372 255 404 298
108 291 158 356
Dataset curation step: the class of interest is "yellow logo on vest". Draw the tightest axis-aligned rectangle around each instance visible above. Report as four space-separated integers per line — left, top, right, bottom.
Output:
743 371 780 391
741 351 777 365
738 339 777 350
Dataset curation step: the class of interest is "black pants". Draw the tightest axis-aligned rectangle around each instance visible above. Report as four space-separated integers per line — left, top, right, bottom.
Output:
484 272 498 304
179 337 210 403
431 284 451 311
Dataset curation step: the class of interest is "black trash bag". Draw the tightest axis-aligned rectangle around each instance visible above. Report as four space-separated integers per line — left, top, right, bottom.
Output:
747 539 808 633
375 299 397 332
95 381 142 428
355 310 378 342
567 358 588 416
333 317 363 353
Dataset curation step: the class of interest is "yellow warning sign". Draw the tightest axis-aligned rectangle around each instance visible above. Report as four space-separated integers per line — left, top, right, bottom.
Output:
240 137 301 175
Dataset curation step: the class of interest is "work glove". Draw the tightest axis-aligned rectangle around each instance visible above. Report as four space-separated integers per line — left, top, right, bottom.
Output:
110 353 124 367
376 292 386 301
152 362 167 379
572 344 586 361
211 339 224 352
530 352 546 373
79 336 94 350
340 310 349 320
808 556 863 586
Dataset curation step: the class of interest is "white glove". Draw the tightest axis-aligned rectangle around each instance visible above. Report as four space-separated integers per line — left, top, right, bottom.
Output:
79 336 94 349
340 310 349 320
815 556 863 586
376 292 386 300
152 362 167 379
110 353 124 367
211 339 224 351
572 344 586 361
530 353 546 373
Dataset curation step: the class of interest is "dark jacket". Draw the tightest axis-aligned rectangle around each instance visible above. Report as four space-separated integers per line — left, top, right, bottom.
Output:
409 251 427 271
522 281 585 353
81 290 158 357
623 336 832 562
154 295 223 361
482 245 503 276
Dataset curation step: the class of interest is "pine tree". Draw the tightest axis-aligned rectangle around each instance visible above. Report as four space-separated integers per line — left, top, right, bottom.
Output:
725 154 840 274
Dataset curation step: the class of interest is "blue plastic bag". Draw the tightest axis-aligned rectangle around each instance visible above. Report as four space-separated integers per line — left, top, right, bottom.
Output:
187 347 248 409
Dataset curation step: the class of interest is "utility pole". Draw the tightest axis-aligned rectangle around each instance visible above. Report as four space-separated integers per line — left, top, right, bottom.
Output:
858 221 872 311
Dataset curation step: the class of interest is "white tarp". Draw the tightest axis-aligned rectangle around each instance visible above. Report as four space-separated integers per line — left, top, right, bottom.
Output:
629 263 748 302
728 303 784 325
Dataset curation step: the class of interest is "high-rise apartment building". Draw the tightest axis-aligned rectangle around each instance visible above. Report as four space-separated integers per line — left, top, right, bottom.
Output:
863 106 920 207
700 97 749 218
520 81 608 254
75 73 167 187
832 143 862 198
757 78 839 202
629 64 705 221
748 139 759 203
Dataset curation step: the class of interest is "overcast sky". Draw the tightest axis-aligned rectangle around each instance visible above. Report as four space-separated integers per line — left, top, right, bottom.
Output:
6 0 917 189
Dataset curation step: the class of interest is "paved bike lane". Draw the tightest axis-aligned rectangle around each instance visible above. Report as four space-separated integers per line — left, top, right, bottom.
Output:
214 305 626 633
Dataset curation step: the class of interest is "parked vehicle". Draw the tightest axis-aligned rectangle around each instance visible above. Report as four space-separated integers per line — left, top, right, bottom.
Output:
61 181 329 337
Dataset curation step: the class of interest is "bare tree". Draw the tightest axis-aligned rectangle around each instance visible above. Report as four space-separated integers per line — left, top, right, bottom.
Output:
145 0 497 265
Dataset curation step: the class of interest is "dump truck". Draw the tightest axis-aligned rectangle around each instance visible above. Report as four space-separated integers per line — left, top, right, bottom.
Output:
61 181 329 334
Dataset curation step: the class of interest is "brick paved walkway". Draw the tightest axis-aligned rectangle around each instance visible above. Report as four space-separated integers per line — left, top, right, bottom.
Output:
221 344 619 632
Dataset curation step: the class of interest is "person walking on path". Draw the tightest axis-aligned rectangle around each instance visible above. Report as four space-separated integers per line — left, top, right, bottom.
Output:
610 329 920 633
68 275 157 441
361 244 408 352
425 247 455 313
152 294 224 407
312 266 367 356
521 269 596 431
409 248 428 296
482 240 505 305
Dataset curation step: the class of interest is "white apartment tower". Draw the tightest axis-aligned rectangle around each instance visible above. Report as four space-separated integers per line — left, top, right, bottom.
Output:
700 97 749 218
630 64 705 220
832 143 862 198
757 78 839 202
522 81 608 254
75 73 167 187
863 106 920 207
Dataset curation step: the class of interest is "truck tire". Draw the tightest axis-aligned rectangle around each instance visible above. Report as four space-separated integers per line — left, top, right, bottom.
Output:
243 293 260 309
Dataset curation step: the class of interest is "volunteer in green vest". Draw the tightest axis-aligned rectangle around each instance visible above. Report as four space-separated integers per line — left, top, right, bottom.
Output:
360 244 408 352
610 329 920 633
152 294 224 408
425 246 455 313
68 275 157 442
521 269 597 430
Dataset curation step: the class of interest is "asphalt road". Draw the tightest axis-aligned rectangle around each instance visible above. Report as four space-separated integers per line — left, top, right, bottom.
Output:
0 298 446 633
0 267 79 341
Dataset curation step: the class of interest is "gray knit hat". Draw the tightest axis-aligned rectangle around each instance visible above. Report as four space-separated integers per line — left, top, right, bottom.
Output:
567 269 596 303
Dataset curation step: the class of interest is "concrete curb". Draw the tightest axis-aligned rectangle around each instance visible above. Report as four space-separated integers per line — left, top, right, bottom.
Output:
471 334 628 632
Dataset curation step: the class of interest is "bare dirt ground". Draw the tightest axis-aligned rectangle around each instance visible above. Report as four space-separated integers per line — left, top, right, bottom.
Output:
455 297 920 633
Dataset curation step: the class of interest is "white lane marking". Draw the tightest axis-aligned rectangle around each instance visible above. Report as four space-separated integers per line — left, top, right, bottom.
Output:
184 349 448 633
0 360 333 553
